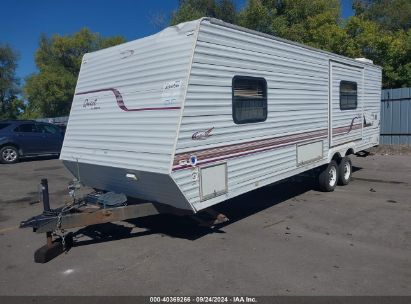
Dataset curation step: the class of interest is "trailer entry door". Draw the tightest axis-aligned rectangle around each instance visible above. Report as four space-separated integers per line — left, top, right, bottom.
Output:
329 61 364 147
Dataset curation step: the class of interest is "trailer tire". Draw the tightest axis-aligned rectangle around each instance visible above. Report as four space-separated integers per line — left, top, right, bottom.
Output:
318 160 338 192
0 145 19 164
338 157 352 186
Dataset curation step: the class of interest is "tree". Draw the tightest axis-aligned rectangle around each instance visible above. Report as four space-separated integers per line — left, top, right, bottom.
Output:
237 0 276 34
353 0 411 31
350 0 411 87
238 0 347 54
171 0 237 25
172 0 348 54
23 29 125 118
170 0 410 88
0 45 24 119
344 16 397 87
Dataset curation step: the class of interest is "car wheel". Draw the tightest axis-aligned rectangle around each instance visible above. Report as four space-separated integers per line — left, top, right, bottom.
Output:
338 157 352 186
0 146 19 164
318 160 338 192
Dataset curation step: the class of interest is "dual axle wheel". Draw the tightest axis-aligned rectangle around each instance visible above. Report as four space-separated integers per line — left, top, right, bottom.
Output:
318 157 352 192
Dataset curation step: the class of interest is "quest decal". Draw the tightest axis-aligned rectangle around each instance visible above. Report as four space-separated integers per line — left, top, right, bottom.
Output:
192 127 214 140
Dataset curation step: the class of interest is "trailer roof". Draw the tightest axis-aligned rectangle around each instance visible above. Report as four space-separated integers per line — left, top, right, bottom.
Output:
204 18 382 70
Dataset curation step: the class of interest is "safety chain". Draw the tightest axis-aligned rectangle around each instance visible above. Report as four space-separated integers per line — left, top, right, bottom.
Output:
53 199 87 251
54 210 66 251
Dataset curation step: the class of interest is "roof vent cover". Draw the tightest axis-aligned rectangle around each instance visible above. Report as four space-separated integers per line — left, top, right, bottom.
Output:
355 58 373 64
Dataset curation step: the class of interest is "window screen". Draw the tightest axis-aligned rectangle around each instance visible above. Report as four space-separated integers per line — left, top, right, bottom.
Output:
232 76 267 124
340 81 357 110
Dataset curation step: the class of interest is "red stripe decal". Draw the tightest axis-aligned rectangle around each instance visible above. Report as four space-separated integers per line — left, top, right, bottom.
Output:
75 88 181 112
173 129 328 171
173 117 365 171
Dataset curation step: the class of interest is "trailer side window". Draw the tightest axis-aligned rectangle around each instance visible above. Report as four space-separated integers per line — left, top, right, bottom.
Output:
232 76 267 124
340 81 357 110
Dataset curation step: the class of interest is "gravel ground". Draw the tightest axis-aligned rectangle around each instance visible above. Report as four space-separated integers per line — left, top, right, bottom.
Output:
0 154 410 296
369 144 411 156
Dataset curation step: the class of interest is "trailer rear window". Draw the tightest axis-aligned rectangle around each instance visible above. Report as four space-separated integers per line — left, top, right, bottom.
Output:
232 76 267 124
340 81 357 110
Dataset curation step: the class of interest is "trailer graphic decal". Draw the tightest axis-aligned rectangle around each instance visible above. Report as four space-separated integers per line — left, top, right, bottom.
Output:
192 127 214 140
332 123 362 136
173 129 328 171
82 97 100 110
75 88 181 112
162 80 184 106
174 118 373 171
332 116 363 137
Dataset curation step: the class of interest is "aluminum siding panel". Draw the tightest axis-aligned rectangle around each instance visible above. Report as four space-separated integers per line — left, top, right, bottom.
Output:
355 67 382 150
59 20 201 210
172 20 381 211
61 20 199 174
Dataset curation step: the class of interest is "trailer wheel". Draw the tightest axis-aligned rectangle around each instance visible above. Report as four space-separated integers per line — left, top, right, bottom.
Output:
338 157 352 185
0 145 19 164
318 160 338 192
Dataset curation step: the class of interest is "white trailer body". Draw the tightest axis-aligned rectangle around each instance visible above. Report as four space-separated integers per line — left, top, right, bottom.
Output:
61 18 382 212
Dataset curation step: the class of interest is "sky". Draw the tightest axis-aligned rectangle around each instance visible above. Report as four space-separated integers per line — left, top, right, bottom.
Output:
1 0 354 81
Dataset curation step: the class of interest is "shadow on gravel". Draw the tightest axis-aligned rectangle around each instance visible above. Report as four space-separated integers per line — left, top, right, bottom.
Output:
71 214 213 248
18 155 59 163
69 172 344 248
352 165 362 173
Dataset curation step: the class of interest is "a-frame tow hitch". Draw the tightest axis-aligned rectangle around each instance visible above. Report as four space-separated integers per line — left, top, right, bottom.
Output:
20 178 171 263
20 179 229 263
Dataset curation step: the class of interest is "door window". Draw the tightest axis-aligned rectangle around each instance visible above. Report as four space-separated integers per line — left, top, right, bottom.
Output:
340 81 357 110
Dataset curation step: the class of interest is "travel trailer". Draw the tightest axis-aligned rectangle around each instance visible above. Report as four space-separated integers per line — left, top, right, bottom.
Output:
60 18 382 213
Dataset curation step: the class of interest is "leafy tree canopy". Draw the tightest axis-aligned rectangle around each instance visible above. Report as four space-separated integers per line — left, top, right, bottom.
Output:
171 0 237 25
171 0 411 88
0 45 24 119
353 0 411 31
238 0 346 52
23 28 125 118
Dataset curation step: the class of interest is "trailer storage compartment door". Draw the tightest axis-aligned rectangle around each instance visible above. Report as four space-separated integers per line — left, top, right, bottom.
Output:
199 163 228 201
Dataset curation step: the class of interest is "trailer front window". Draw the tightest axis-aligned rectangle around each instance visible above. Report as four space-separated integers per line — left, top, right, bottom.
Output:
232 76 267 124
340 81 357 110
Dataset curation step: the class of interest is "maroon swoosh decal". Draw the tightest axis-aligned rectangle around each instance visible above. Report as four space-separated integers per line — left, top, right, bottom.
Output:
75 88 181 112
332 123 362 136
333 116 362 136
